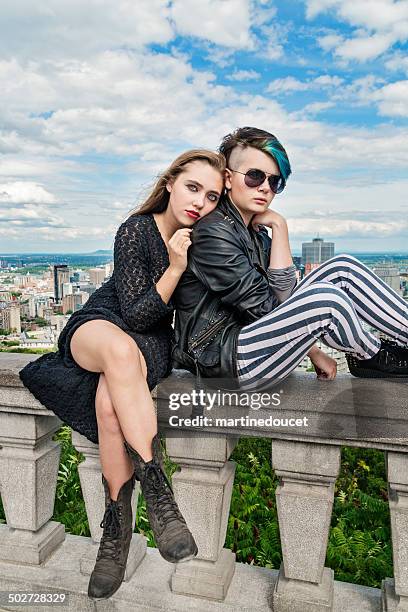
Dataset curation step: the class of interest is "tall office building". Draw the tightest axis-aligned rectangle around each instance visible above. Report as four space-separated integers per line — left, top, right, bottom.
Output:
302 238 335 275
53 265 70 303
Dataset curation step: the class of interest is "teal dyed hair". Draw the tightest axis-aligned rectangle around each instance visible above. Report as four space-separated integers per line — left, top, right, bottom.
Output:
262 138 291 181
219 126 291 184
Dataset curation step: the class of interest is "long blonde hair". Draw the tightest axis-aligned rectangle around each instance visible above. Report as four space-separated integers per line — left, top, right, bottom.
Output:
127 149 226 218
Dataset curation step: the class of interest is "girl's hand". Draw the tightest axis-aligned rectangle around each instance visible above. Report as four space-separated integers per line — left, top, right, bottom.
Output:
252 210 287 231
309 348 337 380
168 228 192 274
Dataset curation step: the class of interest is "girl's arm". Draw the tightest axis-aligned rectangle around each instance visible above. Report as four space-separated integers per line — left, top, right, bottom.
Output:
253 210 296 304
155 228 192 303
114 218 174 332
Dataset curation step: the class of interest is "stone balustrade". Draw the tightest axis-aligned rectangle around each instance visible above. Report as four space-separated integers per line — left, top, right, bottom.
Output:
0 352 407 612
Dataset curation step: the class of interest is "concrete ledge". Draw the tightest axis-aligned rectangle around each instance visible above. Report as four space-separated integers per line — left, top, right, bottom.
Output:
0 533 381 612
1 354 408 452
157 369 408 451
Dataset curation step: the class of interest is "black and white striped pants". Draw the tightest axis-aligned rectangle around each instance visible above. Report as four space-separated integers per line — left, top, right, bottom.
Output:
237 254 408 388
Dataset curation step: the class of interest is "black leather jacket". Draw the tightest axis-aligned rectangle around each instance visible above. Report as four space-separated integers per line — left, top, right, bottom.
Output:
173 196 283 385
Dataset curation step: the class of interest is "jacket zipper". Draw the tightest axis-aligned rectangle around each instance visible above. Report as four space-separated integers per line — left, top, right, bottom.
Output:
189 315 228 351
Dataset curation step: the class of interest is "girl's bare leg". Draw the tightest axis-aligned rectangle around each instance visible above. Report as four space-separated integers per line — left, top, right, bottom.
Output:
95 373 134 500
70 320 157 499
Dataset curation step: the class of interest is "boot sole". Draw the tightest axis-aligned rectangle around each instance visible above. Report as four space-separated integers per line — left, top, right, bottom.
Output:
88 579 123 600
177 550 198 563
348 366 408 379
161 546 198 564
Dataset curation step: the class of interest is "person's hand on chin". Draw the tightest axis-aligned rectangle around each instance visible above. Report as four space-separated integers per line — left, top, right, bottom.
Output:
251 209 287 232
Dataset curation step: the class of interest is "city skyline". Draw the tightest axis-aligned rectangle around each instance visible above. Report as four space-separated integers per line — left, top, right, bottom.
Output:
1 1 407 252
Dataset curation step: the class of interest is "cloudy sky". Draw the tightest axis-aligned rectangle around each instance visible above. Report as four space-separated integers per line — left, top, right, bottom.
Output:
1 0 407 253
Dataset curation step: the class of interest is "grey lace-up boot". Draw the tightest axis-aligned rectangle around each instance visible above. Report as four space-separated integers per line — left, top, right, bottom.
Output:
124 434 198 563
88 472 136 599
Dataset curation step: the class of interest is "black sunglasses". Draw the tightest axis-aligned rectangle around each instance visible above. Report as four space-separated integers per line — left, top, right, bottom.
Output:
230 167 286 194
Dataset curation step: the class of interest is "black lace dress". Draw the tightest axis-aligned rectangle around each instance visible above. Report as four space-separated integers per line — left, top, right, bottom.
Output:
19 214 174 444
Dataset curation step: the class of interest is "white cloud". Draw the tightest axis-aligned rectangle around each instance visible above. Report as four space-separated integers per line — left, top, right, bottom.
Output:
318 33 344 51
0 182 57 205
227 70 261 81
337 32 395 62
170 0 253 49
386 53 408 74
267 74 343 94
288 217 407 238
308 0 408 62
370 80 408 116
314 75 343 87
297 101 335 115
0 2 406 251
0 50 239 158
0 1 173 61
281 178 408 249
267 77 309 94
331 75 408 117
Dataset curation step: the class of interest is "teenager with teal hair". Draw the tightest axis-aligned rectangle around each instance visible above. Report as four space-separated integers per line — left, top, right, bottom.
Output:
173 126 408 387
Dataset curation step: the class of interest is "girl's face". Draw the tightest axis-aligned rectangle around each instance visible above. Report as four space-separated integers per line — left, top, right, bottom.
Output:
166 160 223 227
225 146 279 219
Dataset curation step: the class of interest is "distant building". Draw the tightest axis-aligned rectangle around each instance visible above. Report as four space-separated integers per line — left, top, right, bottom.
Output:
89 268 106 285
14 273 31 288
372 263 402 296
20 336 55 349
53 265 70 304
302 238 335 275
62 292 88 314
62 282 73 297
81 285 97 297
105 262 114 278
28 296 36 318
1 305 21 333
292 256 305 281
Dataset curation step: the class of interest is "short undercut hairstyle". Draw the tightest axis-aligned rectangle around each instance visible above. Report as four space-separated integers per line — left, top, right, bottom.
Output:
218 126 292 182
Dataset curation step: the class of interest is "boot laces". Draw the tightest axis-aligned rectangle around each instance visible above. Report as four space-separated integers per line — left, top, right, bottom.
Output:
380 341 408 369
143 463 182 526
97 502 122 560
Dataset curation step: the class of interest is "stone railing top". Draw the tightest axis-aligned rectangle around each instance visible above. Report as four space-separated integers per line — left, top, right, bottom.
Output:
0 352 38 387
1 353 408 451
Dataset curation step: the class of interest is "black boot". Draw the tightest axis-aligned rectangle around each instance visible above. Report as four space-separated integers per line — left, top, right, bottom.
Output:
124 434 198 563
347 339 408 378
88 472 136 599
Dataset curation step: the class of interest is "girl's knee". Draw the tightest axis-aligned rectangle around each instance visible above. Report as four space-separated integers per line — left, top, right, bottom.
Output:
105 336 142 368
303 282 352 307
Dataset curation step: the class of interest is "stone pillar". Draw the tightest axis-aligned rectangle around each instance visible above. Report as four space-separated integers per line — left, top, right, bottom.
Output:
382 452 408 612
0 411 65 564
71 431 146 580
271 440 341 612
165 431 238 601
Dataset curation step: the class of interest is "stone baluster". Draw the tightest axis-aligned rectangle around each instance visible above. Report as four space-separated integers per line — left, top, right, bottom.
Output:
382 452 408 612
71 431 146 579
0 408 65 565
165 431 238 601
271 440 341 612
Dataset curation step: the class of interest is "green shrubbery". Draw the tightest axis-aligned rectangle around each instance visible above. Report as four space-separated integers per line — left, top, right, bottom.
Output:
0 428 392 588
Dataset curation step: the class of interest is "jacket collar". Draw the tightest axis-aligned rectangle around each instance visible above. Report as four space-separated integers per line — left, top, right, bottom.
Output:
218 193 266 263
219 192 250 231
